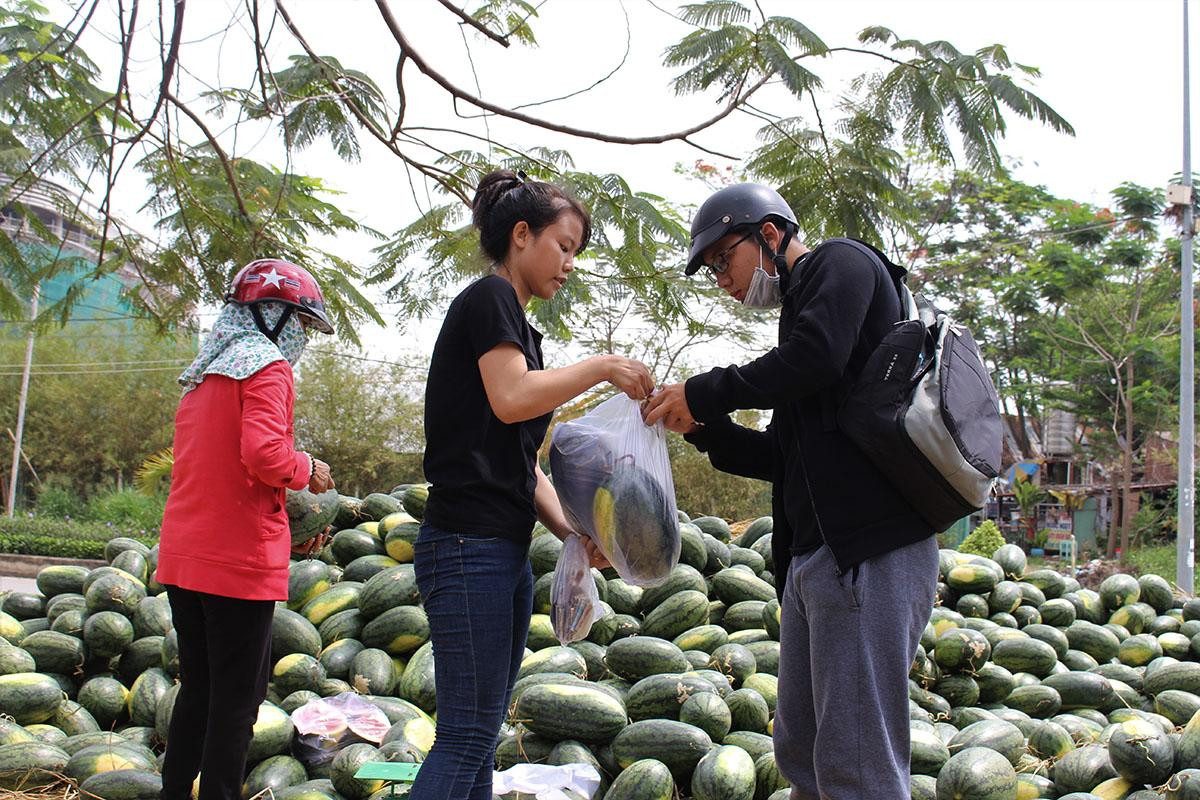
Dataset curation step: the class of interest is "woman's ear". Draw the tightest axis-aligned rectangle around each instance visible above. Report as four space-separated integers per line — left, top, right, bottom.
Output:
510 220 531 252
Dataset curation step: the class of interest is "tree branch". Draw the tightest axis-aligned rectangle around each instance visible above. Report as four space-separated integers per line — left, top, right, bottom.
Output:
372 0 769 149
434 0 510 47
165 91 251 220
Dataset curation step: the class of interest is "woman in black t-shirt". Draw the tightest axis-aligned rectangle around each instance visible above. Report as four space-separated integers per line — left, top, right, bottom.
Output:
413 170 654 800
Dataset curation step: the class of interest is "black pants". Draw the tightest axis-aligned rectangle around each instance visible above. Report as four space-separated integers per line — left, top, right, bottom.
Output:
161 585 276 800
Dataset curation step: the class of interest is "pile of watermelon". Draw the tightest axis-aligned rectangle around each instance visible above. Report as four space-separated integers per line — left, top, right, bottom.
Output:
2 485 1200 800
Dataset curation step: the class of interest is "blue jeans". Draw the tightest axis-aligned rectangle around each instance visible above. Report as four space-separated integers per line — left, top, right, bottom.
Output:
410 524 534 800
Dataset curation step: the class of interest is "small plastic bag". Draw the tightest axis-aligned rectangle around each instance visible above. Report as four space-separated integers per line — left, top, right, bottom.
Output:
550 533 603 644
492 763 602 800
549 394 680 587
291 692 392 769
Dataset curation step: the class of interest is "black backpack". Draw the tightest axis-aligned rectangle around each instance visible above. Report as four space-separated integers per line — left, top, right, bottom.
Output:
834 240 1004 532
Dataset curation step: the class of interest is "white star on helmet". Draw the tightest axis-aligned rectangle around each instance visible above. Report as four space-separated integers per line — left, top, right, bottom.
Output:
260 268 284 288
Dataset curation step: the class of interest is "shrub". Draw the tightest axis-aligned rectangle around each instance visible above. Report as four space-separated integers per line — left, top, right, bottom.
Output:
959 520 1006 558
85 489 165 533
0 517 156 559
34 480 85 519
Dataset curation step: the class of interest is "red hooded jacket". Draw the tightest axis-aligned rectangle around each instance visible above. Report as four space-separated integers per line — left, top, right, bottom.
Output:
156 361 310 601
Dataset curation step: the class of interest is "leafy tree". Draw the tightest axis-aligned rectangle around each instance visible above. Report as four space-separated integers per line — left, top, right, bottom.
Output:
0 0 1071 344
0 322 192 504
293 348 426 497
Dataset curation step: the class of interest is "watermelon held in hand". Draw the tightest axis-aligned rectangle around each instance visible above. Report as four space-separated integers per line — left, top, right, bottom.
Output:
287 489 340 546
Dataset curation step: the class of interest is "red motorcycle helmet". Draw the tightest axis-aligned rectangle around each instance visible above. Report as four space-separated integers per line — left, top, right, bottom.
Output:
226 258 334 335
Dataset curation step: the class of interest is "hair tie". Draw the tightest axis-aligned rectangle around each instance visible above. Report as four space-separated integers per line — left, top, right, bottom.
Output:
516 170 529 184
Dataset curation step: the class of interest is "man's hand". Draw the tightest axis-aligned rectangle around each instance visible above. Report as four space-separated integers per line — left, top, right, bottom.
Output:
308 458 335 493
642 383 701 434
292 526 332 558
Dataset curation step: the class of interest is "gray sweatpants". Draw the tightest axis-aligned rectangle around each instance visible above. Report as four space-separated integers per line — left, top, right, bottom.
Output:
774 536 939 800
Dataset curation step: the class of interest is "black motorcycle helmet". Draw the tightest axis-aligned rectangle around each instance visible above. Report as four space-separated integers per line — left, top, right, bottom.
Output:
685 183 799 276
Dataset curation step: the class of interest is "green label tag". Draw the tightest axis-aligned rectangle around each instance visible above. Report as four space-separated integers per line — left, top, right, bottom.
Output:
353 762 421 782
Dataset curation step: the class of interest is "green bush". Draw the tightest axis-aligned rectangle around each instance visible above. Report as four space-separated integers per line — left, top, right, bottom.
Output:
85 489 165 534
0 517 157 560
959 520 1006 558
34 480 85 520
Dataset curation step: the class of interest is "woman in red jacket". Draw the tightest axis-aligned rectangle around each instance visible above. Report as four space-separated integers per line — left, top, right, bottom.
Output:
156 259 335 800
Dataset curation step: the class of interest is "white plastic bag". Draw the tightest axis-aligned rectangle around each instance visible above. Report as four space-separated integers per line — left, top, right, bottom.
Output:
550 533 603 644
291 692 392 769
549 394 680 587
492 763 602 800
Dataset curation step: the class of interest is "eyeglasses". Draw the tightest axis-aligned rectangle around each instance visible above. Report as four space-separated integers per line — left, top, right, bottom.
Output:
703 230 755 283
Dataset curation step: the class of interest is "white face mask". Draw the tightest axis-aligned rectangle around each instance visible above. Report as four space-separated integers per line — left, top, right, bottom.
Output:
741 246 781 309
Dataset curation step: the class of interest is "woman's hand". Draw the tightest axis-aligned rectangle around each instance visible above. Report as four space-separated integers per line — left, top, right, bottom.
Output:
308 458 335 493
292 526 332 558
581 536 611 570
606 356 655 402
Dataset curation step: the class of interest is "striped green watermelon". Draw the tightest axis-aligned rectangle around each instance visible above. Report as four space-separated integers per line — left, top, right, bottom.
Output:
82 611 134 659
724 688 769 733
1028 720 1075 760
21 631 85 675
640 565 708 613
84 573 145 616
990 638 1058 678
357 565 420 619
1003 685 1061 719
360 605 429 656
1099 573 1141 611
35 566 90 599
288 560 333 612
0 741 70 789
626 674 718 722
64 741 156 781
318 610 366 648
130 596 171 639
934 747 1016 799
109 551 148 585
1156 689 1200 726
78 769 162 800
933 628 992 674
946 720 1024 766
603 758 674 800
518 647 588 682
679 692 731 743
710 569 774 605
516 683 628 743
604 636 689 682
910 722 950 776
1051 743 1117 794
50 699 99 736
612 720 713 779
330 742 383 800
243 755 309 798
1107 717 1174 785
127 669 171 728
272 606 323 660
349 648 396 696
273 653 327 696
708 643 756 686
319 639 365 681
246 702 294 763
341 554 400 584
301 581 362 626
690 744 755 800
398 642 436 714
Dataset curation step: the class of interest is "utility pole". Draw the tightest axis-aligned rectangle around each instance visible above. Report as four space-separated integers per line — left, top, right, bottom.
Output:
1179 0 1197 593
5 283 38 518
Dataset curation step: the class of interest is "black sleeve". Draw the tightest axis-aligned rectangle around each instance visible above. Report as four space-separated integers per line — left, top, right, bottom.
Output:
684 242 882 421
464 278 529 360
682 415 775 482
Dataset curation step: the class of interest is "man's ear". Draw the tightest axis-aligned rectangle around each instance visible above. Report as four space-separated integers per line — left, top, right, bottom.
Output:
759 221 782 251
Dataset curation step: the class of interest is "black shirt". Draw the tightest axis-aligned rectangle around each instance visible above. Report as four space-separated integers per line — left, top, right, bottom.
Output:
682 239 933 597
423 275 552 541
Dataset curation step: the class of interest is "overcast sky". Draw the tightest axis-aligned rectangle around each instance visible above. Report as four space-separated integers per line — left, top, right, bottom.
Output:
66 0 1199 370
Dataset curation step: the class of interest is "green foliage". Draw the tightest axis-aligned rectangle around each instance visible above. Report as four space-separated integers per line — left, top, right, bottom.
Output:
666 413 771 522
0 322 190 507
293 348 426 498
958 520 1005 558
85 490 165 534
0 516 156 560
34 479 84 519
1012 480 1047 517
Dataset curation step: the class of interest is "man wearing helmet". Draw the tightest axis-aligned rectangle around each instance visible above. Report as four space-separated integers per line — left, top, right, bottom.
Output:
157 259 336 800
644 185 939 799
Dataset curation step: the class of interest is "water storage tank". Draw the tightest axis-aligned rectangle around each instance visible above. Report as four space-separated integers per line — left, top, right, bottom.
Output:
1043 407 1076 456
